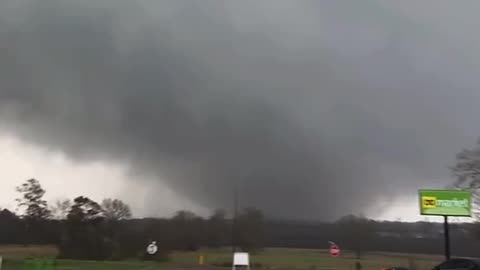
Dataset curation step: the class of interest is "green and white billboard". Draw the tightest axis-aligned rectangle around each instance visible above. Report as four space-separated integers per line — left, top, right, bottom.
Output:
419 189 472 217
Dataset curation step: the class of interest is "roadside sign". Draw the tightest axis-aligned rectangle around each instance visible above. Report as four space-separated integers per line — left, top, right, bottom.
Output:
146 241 158 255
419 189 472 261
419 189 471 217
233 252 250 270
233 252 249 266
330 245 340 257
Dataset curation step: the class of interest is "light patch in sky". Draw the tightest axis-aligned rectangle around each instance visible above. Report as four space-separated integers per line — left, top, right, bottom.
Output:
0 133 464 222
376 198 474 223
0 134 203 217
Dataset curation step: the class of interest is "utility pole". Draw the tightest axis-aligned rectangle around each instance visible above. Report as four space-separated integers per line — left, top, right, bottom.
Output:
232 184 239 253
444 215 451 260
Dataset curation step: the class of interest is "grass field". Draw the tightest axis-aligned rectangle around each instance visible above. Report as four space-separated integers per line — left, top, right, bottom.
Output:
0 245 443 270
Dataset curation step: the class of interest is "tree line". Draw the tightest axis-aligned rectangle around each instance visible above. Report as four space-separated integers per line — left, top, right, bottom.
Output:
1 178 265 260
3 138 480 261
2 179 480 260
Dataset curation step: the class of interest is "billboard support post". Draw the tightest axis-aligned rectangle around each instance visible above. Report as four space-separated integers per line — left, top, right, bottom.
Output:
419 189 471 261
443 215 450 260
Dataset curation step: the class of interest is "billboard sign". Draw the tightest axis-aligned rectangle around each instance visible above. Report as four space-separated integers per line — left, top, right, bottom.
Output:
419 189 471 217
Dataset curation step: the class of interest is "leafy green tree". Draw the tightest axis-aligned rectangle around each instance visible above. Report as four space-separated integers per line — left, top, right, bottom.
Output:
235 208 265 252
0 209 21 244
207 209 228 248
15 179 52 244
67 196 103 222
336 214 374 259
16 179 51 220
171 210 203 251
60 196 107 260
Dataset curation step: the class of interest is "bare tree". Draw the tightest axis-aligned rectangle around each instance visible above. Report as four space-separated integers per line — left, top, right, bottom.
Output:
451 138 480 219
101 199 132 221
50 199 72 220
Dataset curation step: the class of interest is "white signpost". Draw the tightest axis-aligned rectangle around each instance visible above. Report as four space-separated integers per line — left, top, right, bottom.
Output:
232 252 250 270
146 241 158 255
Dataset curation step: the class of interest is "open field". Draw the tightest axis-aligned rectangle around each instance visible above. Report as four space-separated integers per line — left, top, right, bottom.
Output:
0 245 443 270
171 248 442 270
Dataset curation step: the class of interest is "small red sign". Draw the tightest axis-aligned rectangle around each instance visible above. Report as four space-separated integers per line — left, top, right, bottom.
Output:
329 245 340 257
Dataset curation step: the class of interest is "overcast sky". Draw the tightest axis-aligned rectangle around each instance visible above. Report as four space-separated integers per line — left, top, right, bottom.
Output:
1 1 480 221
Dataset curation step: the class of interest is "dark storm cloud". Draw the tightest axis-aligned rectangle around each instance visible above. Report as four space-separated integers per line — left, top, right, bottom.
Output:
1 0 480 219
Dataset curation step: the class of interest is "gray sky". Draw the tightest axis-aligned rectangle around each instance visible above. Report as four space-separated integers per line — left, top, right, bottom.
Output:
1 0 480 220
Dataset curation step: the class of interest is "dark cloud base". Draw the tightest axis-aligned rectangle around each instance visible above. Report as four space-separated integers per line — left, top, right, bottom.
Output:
1 0 479 220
